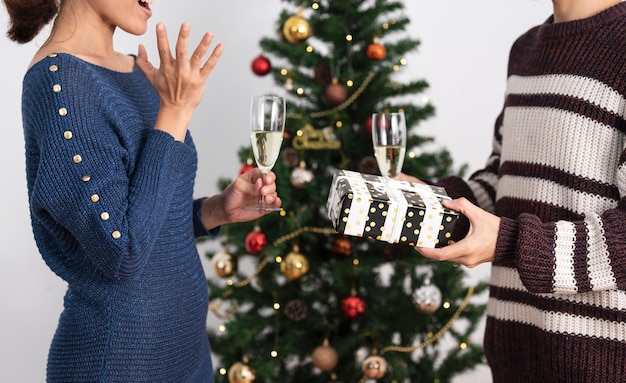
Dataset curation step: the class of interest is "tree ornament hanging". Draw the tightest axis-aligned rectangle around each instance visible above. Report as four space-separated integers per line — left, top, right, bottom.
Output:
312 339 339 372
281 147 300 168
331 236 352 257
239 163 255 175
211 248 237 278
251 54 271 76
239 157 255 175
384 243 410 261
284 78 294 91
280 245 310 280
244 225 267 255
284 298 308 321
282 13 313 43
228 361 256 383
358 156 379 175
412 277 443 314
292 124 341 150
324 78 348 107
366 39 387 61
290 160 314 188
341 293 365 319
361 354 388 379
314 63 332 86
365 115 373 135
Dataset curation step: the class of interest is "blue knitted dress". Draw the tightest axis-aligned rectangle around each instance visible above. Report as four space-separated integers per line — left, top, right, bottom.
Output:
22 53 215 383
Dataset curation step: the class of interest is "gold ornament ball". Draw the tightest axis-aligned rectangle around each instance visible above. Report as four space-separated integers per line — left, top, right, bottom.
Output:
211 250 236 278
228 362 256 383
282 15 313 43
312 344 338 372
361 355 387 379
280 251 310 280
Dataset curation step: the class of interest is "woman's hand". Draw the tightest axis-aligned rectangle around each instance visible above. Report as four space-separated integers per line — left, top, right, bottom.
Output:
136 22 224 141
199 168 282 230
417 197 499 268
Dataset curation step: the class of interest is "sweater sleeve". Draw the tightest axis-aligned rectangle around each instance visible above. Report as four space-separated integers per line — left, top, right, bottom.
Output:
23 57 195 281
437 110 626 294
434 110 506 242
494 202 626 295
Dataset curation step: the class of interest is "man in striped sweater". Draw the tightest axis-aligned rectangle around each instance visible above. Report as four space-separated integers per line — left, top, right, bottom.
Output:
414 1 626 381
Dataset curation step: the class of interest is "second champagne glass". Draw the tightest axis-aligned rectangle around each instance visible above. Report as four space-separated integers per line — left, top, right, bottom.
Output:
246 95 285 211
371 112 407 179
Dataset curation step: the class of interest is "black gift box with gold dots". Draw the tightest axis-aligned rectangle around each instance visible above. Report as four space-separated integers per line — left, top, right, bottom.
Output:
326 170 458 248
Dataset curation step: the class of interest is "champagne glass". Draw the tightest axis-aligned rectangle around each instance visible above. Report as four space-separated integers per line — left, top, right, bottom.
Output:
371 112 407 179
246 95 285 211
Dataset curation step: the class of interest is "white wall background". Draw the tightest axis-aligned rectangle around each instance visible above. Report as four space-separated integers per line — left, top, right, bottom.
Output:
0 1 552 382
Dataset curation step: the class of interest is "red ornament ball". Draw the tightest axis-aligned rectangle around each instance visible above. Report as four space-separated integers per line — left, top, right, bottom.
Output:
245 228 267 254
341 295 365 319
365 116 373 136
325 79 348 107
366 42 386 61
239 163 255 175
251 54 271 76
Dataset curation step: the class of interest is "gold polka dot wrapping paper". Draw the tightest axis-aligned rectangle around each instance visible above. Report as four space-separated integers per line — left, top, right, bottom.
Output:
326 170 458 248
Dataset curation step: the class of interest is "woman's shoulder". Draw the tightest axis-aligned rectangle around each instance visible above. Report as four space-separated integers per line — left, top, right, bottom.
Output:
26 48 137 76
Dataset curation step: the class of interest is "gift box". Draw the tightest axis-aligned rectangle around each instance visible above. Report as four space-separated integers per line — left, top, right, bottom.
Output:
326 170 458 248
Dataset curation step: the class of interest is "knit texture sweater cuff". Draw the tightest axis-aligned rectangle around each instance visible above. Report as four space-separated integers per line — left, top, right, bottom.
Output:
494 217 519 266
193 198 221 238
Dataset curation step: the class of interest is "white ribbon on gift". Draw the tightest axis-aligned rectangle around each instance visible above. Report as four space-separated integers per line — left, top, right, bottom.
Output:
333 171 451 247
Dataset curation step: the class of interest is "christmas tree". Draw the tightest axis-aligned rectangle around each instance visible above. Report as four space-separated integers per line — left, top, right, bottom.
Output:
205 1 488 382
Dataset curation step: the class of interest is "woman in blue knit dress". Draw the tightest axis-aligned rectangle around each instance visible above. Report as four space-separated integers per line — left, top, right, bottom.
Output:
2 0 281 382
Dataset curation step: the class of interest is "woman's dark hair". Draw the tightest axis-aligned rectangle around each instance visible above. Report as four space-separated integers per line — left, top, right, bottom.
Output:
3 0 59 43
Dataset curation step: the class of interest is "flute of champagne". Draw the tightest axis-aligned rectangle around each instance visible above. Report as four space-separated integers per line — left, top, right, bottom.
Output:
371 112 407 179
246 95 285 210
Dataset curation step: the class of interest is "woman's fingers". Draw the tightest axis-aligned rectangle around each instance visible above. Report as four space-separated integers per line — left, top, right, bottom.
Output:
175 22 191 62
155 23 173 65
199 34 224 75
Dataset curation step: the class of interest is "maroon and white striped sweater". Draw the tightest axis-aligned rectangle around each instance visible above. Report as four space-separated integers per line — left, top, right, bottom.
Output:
438 4 626 382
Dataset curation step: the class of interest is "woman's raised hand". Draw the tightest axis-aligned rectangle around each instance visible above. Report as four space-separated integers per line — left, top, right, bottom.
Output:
136 22 224 141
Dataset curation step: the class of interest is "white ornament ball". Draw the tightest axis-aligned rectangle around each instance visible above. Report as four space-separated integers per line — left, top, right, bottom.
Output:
290 166 314 188
412 283 442 314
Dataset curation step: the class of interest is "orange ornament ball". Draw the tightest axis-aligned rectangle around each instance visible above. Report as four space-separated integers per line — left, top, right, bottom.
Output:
366 42 386 61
